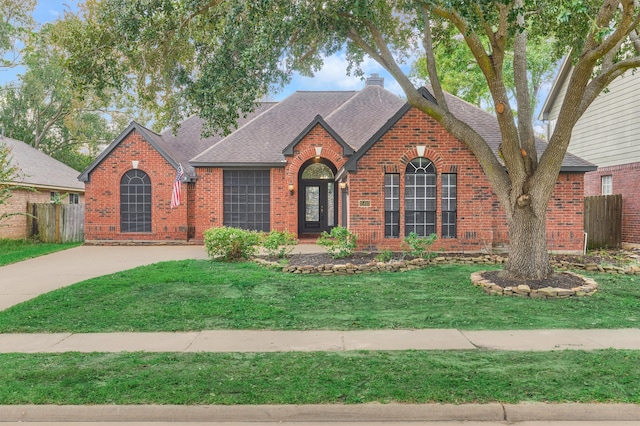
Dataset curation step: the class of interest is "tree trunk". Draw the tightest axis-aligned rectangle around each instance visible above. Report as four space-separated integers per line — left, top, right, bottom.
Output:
501 205 553 280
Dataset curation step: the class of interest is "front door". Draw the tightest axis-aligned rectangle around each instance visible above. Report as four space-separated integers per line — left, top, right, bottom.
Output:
299 180 335 233
298 160 337 235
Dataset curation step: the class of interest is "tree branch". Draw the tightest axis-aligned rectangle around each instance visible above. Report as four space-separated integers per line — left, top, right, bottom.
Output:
512 0 537 173
419 6 448 111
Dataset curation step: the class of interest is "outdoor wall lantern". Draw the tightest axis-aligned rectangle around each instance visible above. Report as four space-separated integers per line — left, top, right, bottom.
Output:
339 181 348 193
288 182 295 195
131 160 139 169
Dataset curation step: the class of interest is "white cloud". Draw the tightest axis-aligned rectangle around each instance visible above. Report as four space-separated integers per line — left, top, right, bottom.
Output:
275 52 412 100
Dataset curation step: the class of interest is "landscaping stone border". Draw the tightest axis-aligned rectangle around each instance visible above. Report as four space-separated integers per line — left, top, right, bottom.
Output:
470 270 599 299
254 254 640 276
253 253 640 299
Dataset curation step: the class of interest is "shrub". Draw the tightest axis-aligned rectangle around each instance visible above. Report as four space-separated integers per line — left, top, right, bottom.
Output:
403 232 437 259
317 226 357 259
262 230 297 258
374 249 393 263
203 226 261 261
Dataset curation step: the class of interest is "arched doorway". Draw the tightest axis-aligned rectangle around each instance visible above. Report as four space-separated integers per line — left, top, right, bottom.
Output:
298 159 337 234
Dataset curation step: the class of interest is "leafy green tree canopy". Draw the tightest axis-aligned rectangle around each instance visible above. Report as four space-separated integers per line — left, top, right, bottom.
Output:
58 0 640 280
0 0 35 68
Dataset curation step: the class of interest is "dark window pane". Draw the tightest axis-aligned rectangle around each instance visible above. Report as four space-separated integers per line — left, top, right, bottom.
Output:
223 170 270 232
120 169 151 233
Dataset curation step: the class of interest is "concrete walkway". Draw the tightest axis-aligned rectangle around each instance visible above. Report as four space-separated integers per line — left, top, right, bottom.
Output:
2 328 640 353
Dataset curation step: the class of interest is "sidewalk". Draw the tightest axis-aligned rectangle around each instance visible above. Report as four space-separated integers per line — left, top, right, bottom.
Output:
1 328 640 353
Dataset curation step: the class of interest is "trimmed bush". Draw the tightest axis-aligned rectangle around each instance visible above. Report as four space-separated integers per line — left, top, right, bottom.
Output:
204 226 261 261
262 230 297 258
317 226 357 258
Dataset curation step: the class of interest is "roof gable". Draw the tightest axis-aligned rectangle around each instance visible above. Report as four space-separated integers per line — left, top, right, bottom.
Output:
342 87 595 174
191 91 357 166
282 115 355 157
78 122 183 182
539 55 572 121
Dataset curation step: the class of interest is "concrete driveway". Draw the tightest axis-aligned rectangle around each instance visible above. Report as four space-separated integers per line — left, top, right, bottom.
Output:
0 245 208 311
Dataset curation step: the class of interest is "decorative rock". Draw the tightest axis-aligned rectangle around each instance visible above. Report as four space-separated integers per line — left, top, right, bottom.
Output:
538 287 558 297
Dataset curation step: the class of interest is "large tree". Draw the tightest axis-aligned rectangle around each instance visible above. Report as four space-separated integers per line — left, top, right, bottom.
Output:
0 0 35 68
1 23 149 171
59 0 640 280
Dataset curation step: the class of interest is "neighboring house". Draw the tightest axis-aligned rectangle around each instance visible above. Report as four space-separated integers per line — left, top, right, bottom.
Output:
79 77 595 253
0 136 85 239
540 57 640 246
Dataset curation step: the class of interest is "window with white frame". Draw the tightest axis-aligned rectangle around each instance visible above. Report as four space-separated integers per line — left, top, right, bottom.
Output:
441 173 457 238
384 173 400 238
601 175 612 195
404 158 436 236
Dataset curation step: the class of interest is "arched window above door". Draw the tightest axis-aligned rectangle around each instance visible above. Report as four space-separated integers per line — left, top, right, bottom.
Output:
301 162 334 180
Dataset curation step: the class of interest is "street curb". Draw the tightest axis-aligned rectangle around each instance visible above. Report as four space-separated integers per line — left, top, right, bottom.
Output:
1 403 639 422
504 402 640 421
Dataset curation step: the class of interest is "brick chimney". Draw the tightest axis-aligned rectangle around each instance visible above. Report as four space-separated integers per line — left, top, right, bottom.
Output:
365 73 384 88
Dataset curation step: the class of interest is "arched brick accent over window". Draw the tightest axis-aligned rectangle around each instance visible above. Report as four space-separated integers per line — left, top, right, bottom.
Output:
120 170 151 233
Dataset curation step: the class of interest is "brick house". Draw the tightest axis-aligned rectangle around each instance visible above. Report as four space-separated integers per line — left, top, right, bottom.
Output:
1 136 85 239
79 80 595 252
540 57 640 246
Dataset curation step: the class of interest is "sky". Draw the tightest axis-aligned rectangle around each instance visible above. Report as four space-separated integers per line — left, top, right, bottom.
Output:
2 1 552 125
1 1 408 100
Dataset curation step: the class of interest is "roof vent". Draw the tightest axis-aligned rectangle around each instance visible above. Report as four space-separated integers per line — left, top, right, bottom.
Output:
365 73 384 88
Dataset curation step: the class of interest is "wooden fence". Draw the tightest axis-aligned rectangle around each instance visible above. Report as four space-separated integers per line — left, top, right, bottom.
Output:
27 203 85 243
584 194 622 249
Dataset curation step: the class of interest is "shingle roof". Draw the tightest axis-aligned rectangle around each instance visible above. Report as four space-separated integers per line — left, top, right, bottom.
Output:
84 84 594 179
440 90 595 171
1 136 84 191
344 87 594 172
191 91 357 166
160 102 277 172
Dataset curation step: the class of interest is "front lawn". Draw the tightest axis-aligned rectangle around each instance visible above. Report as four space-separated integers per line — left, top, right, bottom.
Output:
0 239 82 267
0 260 637 332
0 350 637 404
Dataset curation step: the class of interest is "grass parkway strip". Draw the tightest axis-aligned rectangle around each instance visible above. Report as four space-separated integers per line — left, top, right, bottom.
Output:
0 350 639 405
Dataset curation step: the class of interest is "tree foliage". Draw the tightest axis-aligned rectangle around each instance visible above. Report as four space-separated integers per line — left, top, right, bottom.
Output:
0 0 35 68
411 32 557 116
1 22 150 171
57 0 640 279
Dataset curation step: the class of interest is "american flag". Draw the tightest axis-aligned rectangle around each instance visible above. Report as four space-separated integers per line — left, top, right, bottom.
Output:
170 164 184 208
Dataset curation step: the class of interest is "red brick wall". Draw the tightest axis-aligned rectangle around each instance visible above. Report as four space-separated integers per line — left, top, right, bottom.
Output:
347 108 586 253
280 123 349 235
84 129 188 242
545 173 587 252
91 114 587 252
584 162 640 244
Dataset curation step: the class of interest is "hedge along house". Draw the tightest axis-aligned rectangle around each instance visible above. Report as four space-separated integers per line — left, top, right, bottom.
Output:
79 77 595 252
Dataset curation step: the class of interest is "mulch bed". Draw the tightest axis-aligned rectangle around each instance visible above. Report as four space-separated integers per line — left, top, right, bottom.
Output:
480 270 587 291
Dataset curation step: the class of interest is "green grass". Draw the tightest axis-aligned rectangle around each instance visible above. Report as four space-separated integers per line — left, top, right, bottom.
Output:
0 239 82 266
0 260 638 332
0 350 638 404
